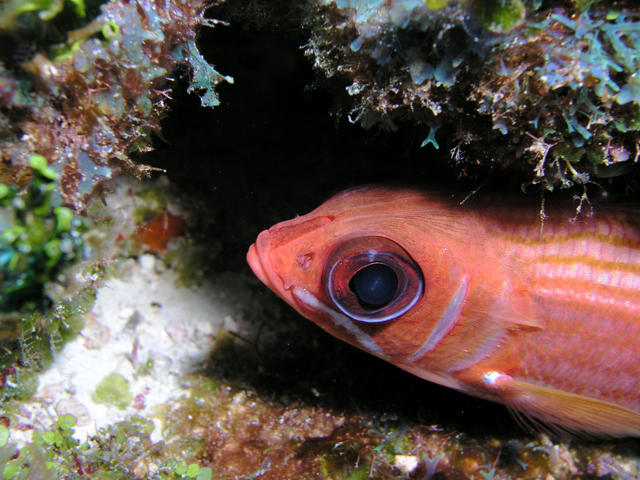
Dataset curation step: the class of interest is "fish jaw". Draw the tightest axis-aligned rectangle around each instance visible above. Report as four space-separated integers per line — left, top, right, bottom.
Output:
246 237 268 287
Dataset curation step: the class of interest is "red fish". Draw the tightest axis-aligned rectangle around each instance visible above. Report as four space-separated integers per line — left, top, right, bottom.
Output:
247 187 640 436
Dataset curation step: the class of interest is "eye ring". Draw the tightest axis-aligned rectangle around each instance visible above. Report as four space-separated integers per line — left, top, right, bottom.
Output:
323 236 424 323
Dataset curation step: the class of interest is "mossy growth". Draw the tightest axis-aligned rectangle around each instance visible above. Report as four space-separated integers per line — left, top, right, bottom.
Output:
0 287 96 402
308 0 640 192
0 0 108 63
0 411 214 479
2 0 230 210
0 154 92 402
133 187 171 225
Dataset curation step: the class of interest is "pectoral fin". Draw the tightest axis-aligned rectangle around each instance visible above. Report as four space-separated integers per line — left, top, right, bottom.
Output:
481 372 640 437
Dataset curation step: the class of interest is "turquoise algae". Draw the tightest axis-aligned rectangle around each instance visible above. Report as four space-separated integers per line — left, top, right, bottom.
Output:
306 0 640 190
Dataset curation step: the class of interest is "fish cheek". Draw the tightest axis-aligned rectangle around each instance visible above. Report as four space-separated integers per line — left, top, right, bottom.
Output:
365 304 429 359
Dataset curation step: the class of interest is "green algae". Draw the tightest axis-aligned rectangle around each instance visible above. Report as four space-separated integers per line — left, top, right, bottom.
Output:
92 373 133 410
0 155 86 312
424 0 450 10
0 0 88 30
0 410 217 479
0 154 93 403
1 413 83 479
474 0 525 33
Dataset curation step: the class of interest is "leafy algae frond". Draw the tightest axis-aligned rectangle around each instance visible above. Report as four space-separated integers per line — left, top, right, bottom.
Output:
0 155 86 312
0 154 94 406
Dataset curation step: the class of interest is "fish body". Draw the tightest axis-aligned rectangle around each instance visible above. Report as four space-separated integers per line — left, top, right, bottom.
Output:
247 187 640 436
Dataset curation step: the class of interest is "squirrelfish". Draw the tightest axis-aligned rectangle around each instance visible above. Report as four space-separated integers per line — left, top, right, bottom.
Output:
247 187 640 436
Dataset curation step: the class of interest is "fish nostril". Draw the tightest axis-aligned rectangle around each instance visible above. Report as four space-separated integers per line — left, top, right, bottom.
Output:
296 252 314 270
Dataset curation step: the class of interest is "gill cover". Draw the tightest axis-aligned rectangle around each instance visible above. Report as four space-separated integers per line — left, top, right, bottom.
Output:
323 236 424 323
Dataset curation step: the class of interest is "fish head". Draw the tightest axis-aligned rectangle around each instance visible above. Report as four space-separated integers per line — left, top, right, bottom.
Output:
247 186 485 366
249 187 640 438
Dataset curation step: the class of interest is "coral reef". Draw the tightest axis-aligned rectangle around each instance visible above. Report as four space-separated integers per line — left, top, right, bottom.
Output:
0 0 232 210
1 1 640 479
305 0 640 190
0 0 231 415
6 367 640 479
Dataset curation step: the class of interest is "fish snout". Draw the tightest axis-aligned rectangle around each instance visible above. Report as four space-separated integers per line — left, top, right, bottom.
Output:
247 230 272 288
247 242 267 286
248 230 302 309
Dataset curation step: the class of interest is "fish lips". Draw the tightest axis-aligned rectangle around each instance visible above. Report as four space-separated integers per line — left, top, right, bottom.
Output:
247 230 298 308
247 241 269 287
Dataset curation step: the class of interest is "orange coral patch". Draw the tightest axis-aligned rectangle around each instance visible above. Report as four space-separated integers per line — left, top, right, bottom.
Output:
136 211 186 253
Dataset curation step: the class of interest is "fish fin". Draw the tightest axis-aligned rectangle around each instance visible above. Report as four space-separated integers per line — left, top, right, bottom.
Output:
399 363 467 393
489 305 542 331
482 372 640 437
488 284 543 331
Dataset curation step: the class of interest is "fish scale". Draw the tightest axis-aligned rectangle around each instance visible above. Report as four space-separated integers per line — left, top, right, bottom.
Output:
248 187 640 436
495 217 640 413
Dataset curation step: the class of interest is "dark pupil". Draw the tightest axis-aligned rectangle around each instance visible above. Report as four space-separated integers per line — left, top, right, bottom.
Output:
349 263 398 309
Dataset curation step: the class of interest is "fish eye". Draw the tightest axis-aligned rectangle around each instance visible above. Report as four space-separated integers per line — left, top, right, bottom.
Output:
349 263 398 308
323 236 424 323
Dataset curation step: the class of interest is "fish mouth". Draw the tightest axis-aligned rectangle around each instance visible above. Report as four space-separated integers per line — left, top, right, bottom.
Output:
247 230 296 306
247 241 268 287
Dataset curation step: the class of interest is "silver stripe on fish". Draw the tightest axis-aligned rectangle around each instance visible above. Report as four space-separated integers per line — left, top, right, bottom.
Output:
293 287 386 358
406 276 469 363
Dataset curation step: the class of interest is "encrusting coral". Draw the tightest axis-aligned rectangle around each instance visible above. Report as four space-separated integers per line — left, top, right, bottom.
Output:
0 0 232 210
